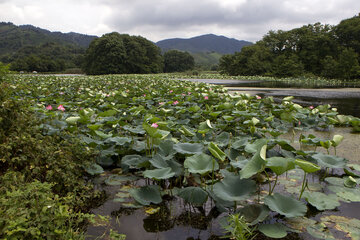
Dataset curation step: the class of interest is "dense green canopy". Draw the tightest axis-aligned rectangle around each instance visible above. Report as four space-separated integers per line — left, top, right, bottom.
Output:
163 50 195 72
83 32 163 75
219 15 360 79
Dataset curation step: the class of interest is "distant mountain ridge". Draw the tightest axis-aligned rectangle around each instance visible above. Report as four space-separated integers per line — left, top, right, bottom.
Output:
0 22 97 56
156 34 253 54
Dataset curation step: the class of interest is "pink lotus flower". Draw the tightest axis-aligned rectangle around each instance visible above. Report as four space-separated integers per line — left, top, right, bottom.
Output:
159 102 165 105
309 106 314 109
188 92 192 95
204 96 209 100
57 105 65 111
46 105 53 110
59 92 64 95
169 90 173 93
256 96 262 100
151 123 158 128
143 94 146 97
182 93 186 96
173 101 179 105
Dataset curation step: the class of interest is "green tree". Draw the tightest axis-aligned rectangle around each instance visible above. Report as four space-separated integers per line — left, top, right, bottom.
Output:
83 32 163 75
0 62 9 81
335 14 360 55
271 54 304 77
337 48 360 79
163 50 195 72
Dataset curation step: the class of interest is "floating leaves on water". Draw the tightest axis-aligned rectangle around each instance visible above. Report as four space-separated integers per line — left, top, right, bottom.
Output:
105 174 138 186
65 116 81 125
184 153 219 175
236 204 270 225
145 207 160 215
264 193 307 218
129 185 162 206
312 152 347 169
177 187 208 206
143 167 175 180
213 174 257 202
344 176 358 188
303 192 340 211
173 142 203 155
266 157 295 176
258 223 289 238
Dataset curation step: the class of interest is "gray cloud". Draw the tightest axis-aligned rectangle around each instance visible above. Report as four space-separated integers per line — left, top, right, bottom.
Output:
1 0 360 42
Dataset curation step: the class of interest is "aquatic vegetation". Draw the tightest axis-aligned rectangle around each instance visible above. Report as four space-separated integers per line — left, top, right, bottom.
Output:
5 74 360 239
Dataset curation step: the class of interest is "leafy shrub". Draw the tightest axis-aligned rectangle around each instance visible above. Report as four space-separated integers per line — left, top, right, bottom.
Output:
0 172 93 240
0 82 104 238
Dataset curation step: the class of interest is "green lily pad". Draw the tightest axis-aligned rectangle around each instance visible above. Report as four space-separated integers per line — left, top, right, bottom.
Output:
240 144 267 179
213 174 257 202
312 152 347 169
215 132 230 147
105 174 138 185
129 185 162 206
258 223 288 238
264 193 307 218
266 157 295 176
208 142 227 162
327 185 360 202
245 138 268 154
120 155 148 170
184 153 219 175
303 192 340 211
344 176 358 188
177 187 208 206
295 159 321 173
143 167 175 180
105 136 132 146
237 204 270 225
65 116 81 125
173 142 203 155
84 163 104 175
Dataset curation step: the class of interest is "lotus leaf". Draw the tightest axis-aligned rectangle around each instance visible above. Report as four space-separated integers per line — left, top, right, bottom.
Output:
120 155 148 170
65 116 81 125
264 193 307 218
215 132 230 147
105 136 132 146
236 204 270 225
129 185 162 206
303 192 340 211
143 167 175 180
312 152 347 169
184 153 219 175
158 140 176 157
177 187 208 206
240 144 267 179
105 175 138 185
173 142 203 155
266 157 295 176
258 223 288 238
245 138 268 154
344 176 358 188
295 159 321 173
84 163 104 175
213 174 257 202
208 142 227 162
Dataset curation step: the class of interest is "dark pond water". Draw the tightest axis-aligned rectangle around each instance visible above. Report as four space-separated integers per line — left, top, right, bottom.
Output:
183 79 360 117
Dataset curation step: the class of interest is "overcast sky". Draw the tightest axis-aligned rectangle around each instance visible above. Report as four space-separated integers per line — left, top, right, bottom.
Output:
1 0 359 42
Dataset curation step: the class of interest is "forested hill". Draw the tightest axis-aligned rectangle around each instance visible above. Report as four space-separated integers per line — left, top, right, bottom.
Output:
156 34 253 54
0 22 97 56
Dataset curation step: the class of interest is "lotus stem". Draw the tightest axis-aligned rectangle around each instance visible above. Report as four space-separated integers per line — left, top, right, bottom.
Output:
270 175 278 194
263 171 272 195
299 172 307 200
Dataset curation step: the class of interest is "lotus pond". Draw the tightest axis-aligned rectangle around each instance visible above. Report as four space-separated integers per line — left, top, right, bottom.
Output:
7 74 360 239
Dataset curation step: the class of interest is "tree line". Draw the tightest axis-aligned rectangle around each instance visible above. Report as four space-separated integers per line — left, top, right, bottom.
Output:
219 15 360 79
1 31 195 74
